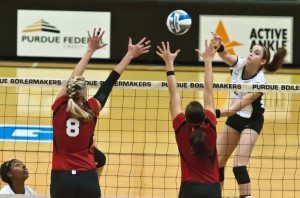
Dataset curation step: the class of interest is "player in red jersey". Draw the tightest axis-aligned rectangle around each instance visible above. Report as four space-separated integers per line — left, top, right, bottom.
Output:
156 40 221 198
50 28 151 198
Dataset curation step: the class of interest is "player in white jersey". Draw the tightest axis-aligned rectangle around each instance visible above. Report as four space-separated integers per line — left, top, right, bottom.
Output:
0 159 37 195
229 56 266 119
211 33 287 198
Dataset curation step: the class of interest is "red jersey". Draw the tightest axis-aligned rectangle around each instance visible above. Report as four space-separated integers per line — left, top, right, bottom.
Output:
173 110 219 183
51 95 100 171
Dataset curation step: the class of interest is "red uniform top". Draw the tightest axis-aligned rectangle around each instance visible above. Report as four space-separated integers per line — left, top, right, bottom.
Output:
51 95 100 171
173 110 219 183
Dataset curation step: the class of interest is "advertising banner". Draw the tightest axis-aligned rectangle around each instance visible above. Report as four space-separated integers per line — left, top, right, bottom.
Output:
199 15 293 63
17 10 111 58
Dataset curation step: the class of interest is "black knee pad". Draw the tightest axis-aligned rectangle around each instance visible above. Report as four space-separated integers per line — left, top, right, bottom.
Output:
94 147 106 168
233 166 250 184
219 167 225 182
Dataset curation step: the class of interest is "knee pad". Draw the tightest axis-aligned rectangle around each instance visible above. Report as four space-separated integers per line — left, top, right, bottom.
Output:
233 166 250 184
94 147 106 168
219 167 225 182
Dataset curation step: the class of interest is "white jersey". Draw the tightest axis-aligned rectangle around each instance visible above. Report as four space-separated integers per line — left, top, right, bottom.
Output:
230 57 265 118
0 185 37 195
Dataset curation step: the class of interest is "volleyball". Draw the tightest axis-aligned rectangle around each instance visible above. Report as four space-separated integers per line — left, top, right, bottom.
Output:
166 10 192 35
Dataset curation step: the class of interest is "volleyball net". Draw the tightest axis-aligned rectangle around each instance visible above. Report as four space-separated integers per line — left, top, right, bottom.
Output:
0 77 299 198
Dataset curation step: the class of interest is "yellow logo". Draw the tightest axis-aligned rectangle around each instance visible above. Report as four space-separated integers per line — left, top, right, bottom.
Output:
22 19 60 33
215 20 242 55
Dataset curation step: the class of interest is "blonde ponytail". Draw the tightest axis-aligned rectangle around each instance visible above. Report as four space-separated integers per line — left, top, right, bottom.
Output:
66 76 95 122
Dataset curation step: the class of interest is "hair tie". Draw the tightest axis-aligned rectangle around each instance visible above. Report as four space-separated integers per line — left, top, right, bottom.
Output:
189 123 201 132
200 123 207 130
190 123 201 127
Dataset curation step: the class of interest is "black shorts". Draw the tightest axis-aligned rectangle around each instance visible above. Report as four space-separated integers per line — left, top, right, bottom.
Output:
50 169 101 198
226 113 264 134
179 182 221 198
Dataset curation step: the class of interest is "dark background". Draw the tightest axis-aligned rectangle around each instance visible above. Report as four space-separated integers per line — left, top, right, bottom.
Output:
0 0 299 67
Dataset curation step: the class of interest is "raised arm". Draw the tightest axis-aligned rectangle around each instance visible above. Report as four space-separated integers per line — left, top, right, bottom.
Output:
218 92 263 117
113 37 151 75
93 37 151 110
211 33 237 66
195 40 216 114
156 41 181 120
56 28 107 100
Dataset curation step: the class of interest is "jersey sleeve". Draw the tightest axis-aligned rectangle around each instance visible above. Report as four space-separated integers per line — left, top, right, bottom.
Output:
88 98 100 116
172 112 185 131
51 95 68 111
204 109 217 126
254 69 267 84
231 57 246 71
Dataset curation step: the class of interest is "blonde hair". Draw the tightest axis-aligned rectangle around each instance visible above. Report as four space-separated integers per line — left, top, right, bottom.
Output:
66 76 95 122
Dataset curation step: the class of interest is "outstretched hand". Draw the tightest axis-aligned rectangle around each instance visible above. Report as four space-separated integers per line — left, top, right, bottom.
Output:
156 41 180 70
127 37 151 59
195 40 216 63
210 32 223 50
87 28 107 52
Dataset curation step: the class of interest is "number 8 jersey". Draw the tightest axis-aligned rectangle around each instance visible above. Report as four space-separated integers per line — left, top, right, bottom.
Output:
51 95 100 171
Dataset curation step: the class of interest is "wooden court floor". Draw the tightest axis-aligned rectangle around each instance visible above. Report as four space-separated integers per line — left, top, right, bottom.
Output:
0 64 300 197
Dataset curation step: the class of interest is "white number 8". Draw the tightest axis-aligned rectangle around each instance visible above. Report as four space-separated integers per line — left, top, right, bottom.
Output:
66 118 80 137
